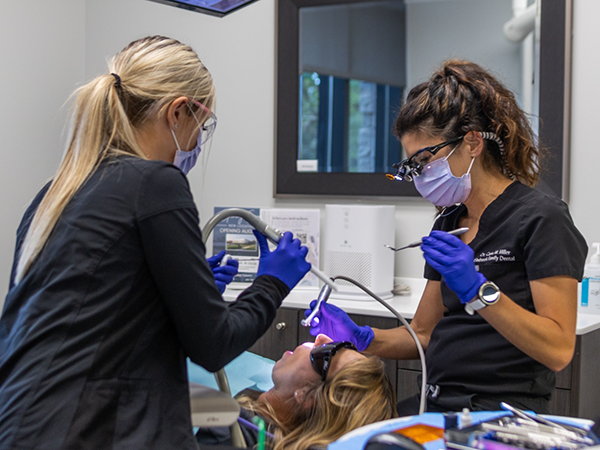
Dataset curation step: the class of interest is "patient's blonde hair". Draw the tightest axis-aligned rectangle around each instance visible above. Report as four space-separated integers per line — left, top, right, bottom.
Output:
240 356 397 450
15 36 215 283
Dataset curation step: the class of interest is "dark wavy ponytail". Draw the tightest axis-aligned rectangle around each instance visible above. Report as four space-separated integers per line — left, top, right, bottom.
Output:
393 59 542 186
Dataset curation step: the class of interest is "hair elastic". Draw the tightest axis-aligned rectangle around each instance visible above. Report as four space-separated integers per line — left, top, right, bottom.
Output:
480 131 504 154
480 131 515 178
111 73 121 89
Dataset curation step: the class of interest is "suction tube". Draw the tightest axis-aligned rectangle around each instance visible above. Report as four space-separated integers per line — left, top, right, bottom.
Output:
303 274 428 416
202 208 338 292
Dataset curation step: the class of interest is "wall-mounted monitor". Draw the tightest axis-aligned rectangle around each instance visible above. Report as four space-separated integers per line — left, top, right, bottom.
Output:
148 0 259 17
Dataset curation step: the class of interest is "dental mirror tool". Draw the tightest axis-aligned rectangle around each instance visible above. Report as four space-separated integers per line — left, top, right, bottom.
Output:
384 227 469 252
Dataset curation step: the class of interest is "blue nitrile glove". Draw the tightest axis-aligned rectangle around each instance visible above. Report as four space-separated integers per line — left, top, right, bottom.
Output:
253 230 311 290
421 230 487 303
207 250 240 294
304 301 374 351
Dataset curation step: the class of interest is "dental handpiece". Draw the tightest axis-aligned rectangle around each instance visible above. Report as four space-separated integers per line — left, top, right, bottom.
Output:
301 283 333 327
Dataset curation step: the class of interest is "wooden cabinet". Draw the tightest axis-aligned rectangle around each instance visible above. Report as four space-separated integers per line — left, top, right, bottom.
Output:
248 308 299 361
550 328 600 420
250 307 600 420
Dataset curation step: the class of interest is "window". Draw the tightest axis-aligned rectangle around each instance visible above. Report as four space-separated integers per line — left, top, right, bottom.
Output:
299 71 402 173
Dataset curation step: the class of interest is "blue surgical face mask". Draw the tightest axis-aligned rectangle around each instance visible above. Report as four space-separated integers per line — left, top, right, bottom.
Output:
171 127 202 175
413 145 475 207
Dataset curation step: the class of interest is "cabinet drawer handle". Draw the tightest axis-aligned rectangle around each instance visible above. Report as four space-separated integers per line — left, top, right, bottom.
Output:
275 322 286 331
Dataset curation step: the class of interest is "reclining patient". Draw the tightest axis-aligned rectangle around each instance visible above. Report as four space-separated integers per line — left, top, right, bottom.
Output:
196 334 397 449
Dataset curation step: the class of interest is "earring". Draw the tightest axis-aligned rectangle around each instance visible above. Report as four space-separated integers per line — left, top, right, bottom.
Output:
174 123 178 129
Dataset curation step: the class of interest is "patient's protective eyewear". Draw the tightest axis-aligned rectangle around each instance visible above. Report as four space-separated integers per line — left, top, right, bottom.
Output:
387 136 464 182
190 100 217 145
310 341 358 381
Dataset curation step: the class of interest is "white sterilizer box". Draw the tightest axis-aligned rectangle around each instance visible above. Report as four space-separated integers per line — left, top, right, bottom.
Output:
323 205 395 300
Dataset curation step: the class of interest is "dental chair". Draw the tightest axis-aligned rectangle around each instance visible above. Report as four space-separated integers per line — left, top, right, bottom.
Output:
189 382 240 429
189 371 247 448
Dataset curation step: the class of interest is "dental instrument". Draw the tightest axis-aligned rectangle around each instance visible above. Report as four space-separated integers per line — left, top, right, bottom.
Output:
301 283 334 327
220 253 233 266
203 208 338 292
499 402 591 440
384 227 469 252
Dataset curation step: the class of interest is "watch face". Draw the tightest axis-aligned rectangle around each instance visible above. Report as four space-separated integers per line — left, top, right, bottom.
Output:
481 284 500 303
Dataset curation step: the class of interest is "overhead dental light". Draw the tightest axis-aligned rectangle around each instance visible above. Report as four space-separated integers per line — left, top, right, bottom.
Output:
148 0 259 18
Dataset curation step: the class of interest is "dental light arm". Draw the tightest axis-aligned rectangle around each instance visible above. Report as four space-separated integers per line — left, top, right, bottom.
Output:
202 208 338 292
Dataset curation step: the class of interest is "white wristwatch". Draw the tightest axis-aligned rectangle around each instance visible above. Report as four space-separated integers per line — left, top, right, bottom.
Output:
464 281 500 315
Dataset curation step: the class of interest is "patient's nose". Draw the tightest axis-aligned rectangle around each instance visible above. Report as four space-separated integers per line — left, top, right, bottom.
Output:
314 334 333 346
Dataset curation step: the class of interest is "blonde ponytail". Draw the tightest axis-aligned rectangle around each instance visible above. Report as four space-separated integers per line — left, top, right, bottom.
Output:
15 36 215 283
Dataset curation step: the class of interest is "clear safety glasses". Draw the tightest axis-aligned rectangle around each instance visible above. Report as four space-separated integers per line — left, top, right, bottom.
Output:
190 100 217 145
387 135 464 182
310 341 357 381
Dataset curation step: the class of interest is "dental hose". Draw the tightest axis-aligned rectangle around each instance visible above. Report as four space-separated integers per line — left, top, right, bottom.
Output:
310 275 428 416
202 208 338 293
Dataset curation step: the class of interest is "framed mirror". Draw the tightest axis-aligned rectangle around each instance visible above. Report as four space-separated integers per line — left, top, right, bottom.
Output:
275 0 572 199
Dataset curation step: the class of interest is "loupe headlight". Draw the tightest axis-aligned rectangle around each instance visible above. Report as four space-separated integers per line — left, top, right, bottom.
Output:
386 160 421 182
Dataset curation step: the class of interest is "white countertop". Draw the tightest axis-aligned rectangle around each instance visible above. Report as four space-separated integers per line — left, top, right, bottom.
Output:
224 278 600 335
574 313 600 335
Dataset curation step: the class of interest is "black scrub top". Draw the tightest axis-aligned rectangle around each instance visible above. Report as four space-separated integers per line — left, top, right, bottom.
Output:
0 156 288 450
424 181 587 405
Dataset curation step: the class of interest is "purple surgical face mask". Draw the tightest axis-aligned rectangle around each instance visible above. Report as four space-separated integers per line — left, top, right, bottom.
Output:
413 145 475 207
171 112 205 175
171 129 201 175
170 100 217 175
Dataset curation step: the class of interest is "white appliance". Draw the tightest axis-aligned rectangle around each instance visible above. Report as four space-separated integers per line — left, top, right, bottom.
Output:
323 205 395 300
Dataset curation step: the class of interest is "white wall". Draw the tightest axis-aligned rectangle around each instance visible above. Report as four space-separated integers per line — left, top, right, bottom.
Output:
569 0 600 251
406 0 522 99
2 0 597 312
0 1 85 301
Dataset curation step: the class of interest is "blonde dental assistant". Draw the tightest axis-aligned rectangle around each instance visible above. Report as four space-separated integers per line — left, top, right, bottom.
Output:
307 60 587 415
0 36 310 450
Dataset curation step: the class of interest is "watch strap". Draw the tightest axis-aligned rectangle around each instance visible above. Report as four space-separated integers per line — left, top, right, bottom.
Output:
465 281 500 315
464 298 487 315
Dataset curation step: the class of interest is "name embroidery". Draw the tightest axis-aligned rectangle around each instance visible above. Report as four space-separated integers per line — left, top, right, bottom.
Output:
474 248 516 263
